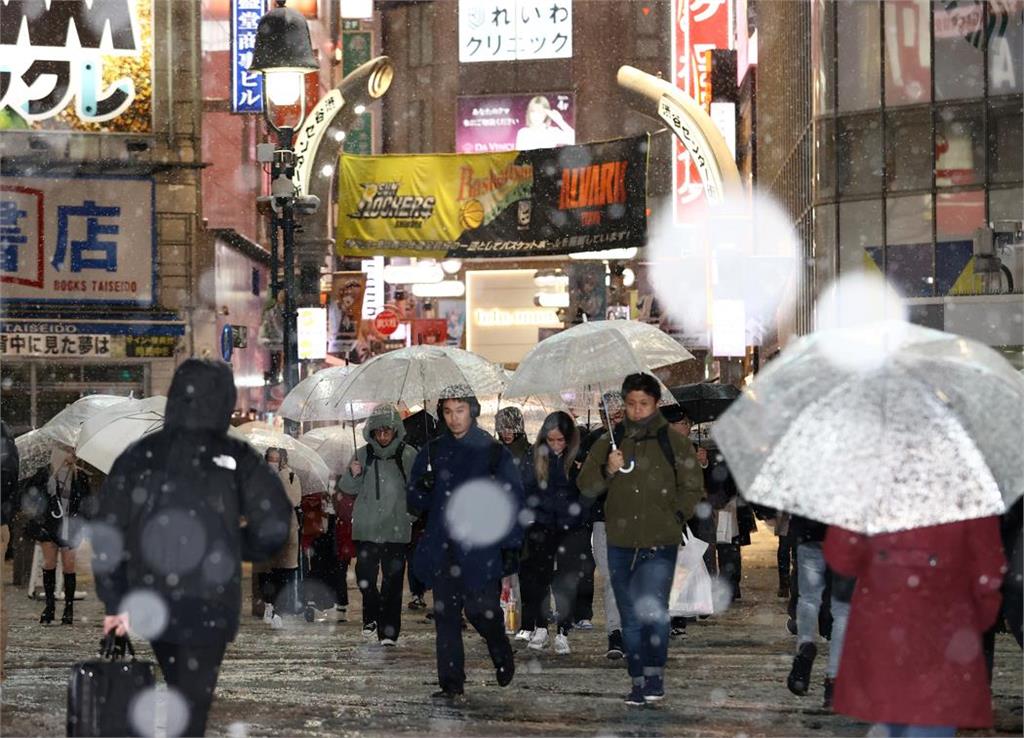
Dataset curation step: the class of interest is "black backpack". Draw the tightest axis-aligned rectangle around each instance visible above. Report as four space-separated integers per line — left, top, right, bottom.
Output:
611 423 679 484
364 440 408 483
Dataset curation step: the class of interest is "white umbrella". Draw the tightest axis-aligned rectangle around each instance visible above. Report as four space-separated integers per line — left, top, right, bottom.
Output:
76 396 167 473
504 320 694 399
234 425 332 494
328 345 507 409
15 429 53 480
298 425 363 478
278 366 377 423
39 394 132 449
713 320 1024 535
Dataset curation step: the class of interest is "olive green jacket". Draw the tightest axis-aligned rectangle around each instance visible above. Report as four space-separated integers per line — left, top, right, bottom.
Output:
578 412 704 548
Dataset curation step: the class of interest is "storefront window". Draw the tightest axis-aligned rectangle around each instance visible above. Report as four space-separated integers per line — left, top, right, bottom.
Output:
837 0 881 111
886 194 933 297
812 0 836 115
988 98 1024 184
837 114 883 196
988 6 1023 95
814 118 836 199
839 199 883 275
933 0 985 101
886 108 932 191
990 187 1024 222
813 205 838 298
936 190 984 295
935 103 984 187
884 0 932 106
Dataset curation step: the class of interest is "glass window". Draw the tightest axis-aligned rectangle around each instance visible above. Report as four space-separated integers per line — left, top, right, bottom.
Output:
814 205 838 298
935 103 984 187
812 0 836 115
814 118 836 200
837 0 881 111
839 199 883 275
837 114 883 195
936 190 984 295
988 98 1023 184
886 194 933 296
933 0 984 101
990 187 1024 222
886 108 932 191
884 0 932 106
989 5 1023 95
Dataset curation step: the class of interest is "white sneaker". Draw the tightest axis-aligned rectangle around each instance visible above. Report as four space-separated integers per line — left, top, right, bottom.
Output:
262 604 274 624
575 619 593 630
362 621 377 636
553 633 571 655
527 627 549 650
514 629 533 642
270 614 284 630
380 638 397 647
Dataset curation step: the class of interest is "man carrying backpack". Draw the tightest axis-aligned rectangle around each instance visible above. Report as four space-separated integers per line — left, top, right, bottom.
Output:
92 359 291 737
339 404 418 645
407 385 525 701
578 373 704 707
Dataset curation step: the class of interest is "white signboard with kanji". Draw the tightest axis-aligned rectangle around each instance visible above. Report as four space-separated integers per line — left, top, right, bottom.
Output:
0 176 156 306
459 0 572 63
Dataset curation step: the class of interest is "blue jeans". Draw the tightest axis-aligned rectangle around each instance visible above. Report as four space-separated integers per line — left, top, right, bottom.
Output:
879 724 956 737
607 545 678 680
796 542 850 678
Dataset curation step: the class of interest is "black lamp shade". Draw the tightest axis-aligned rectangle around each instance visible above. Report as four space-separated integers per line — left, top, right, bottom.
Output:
251 4 318 73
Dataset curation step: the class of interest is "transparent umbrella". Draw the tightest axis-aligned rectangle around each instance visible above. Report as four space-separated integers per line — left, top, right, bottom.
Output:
713 320 1024 535
39 394 132 449
278 366 377 423
75 397 167 474
15 429 53 480
233 425 332 494
298 425 364 478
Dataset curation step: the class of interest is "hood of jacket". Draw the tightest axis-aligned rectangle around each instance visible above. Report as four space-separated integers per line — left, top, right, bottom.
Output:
164 359 237 434
362 405 407 457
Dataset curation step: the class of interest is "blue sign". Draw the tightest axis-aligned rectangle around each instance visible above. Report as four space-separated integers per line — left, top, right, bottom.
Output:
231 0 264 114
221 324 235 362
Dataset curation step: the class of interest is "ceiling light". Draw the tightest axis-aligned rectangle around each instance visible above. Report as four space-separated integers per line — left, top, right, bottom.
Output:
382 263 444 285
535 291 569 308
622 267 636 287
533 269 569 288
441 259 463 275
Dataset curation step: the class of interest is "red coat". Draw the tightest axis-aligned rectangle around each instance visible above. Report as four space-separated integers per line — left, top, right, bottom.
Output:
334 493 356 562
824 518 1006 728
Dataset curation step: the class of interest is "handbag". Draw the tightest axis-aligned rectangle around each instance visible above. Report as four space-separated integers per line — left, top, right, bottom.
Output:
669 530 715 617
67 634 156 737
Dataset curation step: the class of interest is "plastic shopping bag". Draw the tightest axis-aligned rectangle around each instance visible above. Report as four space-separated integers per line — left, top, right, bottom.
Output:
669 530 714 617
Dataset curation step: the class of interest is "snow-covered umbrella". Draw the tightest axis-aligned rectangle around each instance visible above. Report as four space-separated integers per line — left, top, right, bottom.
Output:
233 425 332 494
278 366 377 423
39 394 132 449
15 429 53 480
75 397 166 474
713 320 1024 535
298 425 363 478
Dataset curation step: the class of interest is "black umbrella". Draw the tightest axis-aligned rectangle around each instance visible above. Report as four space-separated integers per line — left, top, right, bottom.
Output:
669 383 741 425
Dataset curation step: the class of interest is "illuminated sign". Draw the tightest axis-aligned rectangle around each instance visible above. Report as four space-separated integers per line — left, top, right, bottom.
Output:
466 269 560 364
231 0 264 113
458 0 572 63
297 307 327 359
0 0 154 133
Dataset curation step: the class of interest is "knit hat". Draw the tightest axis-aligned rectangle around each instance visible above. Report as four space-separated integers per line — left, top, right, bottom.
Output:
494 406 526 438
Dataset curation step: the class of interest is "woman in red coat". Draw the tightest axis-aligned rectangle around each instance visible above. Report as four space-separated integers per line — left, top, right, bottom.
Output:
824 518 1006 737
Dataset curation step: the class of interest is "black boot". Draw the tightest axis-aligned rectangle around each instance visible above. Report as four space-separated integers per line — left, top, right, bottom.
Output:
61 573 76 624
787 642 817 696
823 677 835 710
40 568 56 624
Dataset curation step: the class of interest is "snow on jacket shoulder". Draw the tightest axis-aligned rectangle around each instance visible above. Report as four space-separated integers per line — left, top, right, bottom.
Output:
91 359 291 645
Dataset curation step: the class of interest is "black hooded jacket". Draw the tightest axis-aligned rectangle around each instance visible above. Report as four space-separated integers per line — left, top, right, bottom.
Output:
1 421 18 526
92 359 291 644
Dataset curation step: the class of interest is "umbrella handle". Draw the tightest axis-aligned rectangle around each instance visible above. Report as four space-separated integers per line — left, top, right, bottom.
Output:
619 460 635 474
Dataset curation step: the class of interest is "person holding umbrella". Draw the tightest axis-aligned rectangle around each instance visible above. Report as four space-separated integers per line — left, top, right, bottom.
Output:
407 384 524 701
261 447 303 629
339 405 418 644
578 373 704 706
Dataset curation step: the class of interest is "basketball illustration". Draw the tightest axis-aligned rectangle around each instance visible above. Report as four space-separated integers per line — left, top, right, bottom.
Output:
459 199 485 230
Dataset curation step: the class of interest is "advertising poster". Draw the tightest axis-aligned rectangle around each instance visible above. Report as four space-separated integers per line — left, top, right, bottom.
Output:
438 299 466 347
458 0 572 63
567 263 607 323
412 319 448 346
337 135 649 259
457 92 575 153
327 272 367 354
0 0 154 133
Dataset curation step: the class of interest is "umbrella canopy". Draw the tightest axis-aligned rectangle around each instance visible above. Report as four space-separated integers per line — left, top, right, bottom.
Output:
504 320 694 399
278 366 377 423
298 425 363 477
76 396 167 474
670 383 741 425
328 345 507 409
15 429 53 480
233 425 331 494
39 394 133 448
713 321 1024 535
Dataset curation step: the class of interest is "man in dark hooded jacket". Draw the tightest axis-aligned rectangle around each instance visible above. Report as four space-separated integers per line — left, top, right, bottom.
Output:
92 359 291 737
407 385 525 700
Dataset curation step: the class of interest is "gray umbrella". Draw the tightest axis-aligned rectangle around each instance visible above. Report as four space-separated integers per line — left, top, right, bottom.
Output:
713 320 1024 535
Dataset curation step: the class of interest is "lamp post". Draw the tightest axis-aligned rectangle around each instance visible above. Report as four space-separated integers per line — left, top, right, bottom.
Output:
251 0 320 398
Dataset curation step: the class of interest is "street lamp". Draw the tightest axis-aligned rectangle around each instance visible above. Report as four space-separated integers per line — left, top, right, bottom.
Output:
252 0 320 399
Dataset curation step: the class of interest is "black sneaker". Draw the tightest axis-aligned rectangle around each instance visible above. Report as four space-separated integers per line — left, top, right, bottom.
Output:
786 642 817 696
362 621 377 636
431 688 464 702
606 630 624 660
496 659 515 687
408 596 427 611
624 683 645 706
642 675 665 703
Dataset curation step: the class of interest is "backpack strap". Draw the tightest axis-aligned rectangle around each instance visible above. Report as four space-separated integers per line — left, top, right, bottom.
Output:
393 441 407 484
489 441 504 479
656 425 679 485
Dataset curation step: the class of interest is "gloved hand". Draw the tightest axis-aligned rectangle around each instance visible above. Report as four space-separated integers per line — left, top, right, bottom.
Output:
500 548 520 576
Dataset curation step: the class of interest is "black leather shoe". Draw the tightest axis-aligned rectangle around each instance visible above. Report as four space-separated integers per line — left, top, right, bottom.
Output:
39 604 55 624
61 603 74 625
787 642 817 696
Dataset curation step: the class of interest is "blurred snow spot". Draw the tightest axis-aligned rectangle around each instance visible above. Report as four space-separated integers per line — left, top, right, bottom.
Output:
526 657 543 674
517 508 536 528
130 685 190 737
450 565 462 578
568 502 581 517
946 628 980 664
634 594 667 625
711 577 733 613
814 273 910 372
120 590 169 640
227 722 250 738
710 687 727 706
141 509 207 575
444 479 515 547
907 574 920 588
694 501 712 521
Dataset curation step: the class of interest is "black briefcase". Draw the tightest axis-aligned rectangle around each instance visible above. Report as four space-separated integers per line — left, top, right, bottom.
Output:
67 635 156 737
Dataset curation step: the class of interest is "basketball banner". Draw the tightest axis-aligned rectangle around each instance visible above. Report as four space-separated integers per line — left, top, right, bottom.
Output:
336 135 649 258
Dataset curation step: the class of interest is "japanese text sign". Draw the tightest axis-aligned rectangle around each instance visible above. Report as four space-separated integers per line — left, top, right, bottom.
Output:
0 176 156 306
231 0 265 113
459 0 572 63
0 0 154 133
456 92 575 153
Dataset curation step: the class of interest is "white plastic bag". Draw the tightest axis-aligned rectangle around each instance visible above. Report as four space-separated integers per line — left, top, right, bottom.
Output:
669 530 714 617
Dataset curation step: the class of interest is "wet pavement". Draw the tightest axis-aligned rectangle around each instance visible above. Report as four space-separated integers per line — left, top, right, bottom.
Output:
2 530 1021 737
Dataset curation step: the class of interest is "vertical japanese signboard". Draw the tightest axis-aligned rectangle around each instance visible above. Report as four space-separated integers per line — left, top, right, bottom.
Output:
458 0 572 63
342 30 373 153
671 0 732 223
0 177 156 306
0 0 153 133
231 0 265 113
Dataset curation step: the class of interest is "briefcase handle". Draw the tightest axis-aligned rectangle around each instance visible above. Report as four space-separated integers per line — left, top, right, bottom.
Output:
99 633 137 661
